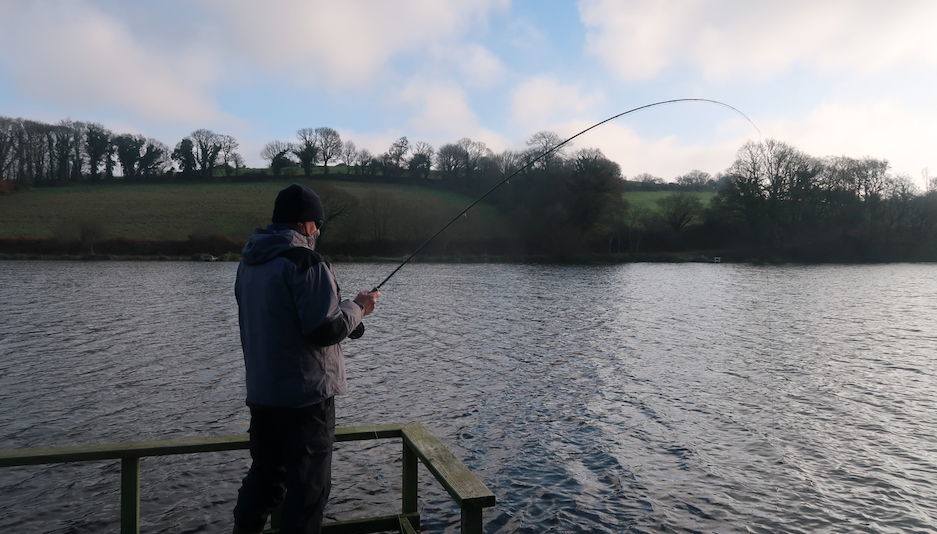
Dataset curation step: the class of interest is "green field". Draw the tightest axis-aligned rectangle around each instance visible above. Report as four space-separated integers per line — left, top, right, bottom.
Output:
0 180 512 241
0 180 715 243
623 191 716 211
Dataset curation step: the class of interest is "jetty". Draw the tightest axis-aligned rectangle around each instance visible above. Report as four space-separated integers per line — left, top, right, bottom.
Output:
0 422 495 534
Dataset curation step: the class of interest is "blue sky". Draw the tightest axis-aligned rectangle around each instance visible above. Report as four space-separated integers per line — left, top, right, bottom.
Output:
1 0 934 184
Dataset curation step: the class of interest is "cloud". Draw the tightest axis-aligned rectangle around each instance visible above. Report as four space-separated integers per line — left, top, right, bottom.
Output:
401 80 480 135
396 78 509 149
0 1 225 124
763 99 937 179
453 44 507 89
571 99 937 181
567 120 745 179
579 0 937 81
202 0 509 87
511 76 605 127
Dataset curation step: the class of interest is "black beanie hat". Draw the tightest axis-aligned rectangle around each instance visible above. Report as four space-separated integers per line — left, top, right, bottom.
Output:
272 184 325 225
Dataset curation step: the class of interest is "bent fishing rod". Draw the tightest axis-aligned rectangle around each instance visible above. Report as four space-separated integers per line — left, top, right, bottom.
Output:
373 98 761 291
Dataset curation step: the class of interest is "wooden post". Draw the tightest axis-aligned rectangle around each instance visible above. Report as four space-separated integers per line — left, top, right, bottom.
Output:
120 457 140 534
402 441 418 528
461 506 483 534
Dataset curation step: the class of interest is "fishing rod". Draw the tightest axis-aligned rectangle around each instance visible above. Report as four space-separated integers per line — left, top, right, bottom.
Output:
371 98 761 291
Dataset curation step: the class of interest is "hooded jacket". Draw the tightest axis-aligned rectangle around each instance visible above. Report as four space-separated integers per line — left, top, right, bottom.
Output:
235 224 363 408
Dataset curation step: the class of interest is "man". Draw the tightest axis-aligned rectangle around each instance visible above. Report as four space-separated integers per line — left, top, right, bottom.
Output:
233 183 380 534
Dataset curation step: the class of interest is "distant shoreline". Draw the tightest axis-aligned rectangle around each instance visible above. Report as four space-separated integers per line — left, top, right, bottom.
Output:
2 251 930 265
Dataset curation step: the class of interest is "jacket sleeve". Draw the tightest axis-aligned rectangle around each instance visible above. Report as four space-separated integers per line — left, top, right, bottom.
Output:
292 261 364 346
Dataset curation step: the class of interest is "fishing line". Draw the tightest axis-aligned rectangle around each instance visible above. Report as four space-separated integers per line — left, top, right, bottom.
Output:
371 98 760 291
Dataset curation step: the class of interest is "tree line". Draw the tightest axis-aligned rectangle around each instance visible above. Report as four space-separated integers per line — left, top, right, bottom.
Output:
0 114 701 193
3 114 936 261
707 139 937 260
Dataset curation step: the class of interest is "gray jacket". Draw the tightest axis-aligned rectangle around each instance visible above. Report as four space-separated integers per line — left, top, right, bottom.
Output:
235 224 363 408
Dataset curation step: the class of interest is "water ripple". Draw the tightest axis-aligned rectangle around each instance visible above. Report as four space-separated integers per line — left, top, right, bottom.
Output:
1 261 936 532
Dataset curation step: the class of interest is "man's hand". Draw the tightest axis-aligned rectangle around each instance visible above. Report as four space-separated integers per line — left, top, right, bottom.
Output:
354 289 381 316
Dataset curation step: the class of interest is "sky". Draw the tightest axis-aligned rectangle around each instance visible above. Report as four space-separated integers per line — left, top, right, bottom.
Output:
1 0 935 185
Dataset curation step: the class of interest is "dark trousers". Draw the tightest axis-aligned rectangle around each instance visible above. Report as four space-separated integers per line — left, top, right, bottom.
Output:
233 397 335 534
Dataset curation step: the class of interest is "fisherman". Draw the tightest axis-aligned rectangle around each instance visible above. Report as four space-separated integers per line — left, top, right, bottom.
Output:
232 183 380 534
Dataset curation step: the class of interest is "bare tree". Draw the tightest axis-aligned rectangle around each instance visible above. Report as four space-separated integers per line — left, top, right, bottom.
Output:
361 188 395 242
656 192 703 232
355 149 373 176
190 129 223 178
218 134 241 177
382 136 409 178
493 149 519 178
315 127 342 175
262 140 295 176
232 153 245 176
634 172 663 185
456 138 492 179
341 140 357 174
294 129 320 177
0 117 19 181
436 143 466 179
626 206 654 253
526 131 568 171
676 169 711 187
408 141 434 179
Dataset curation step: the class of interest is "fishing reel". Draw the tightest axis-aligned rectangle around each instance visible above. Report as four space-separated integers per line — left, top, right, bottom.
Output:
348 322 365 339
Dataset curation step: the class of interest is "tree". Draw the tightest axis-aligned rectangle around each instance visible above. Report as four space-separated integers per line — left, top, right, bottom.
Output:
315 127 342 175
626 206 654 252
232 153 245 176
341 140 357 174
408 141 433 179
493 150 519 178
525 131 568 171
190 129 222 178
313 182 359 226
436 143 466 179
565 148 625 234
172 138 198 179
0 117 18 181
656 192 703 233
634 173 663 185
676 169 711 188
456 138 492 180
361 188 395 242
114 134 146 180
262 140 295 176
382 136 409 178
601 195 630 253
218 134 241 177
85 123 112 181
294 129 320 177
138 139 170 177
356 149 374 176
61 119 86 182
47 123 78 183
876 174 918 243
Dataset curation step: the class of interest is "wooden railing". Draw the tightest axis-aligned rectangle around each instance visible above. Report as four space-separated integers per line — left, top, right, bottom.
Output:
0 422 495 534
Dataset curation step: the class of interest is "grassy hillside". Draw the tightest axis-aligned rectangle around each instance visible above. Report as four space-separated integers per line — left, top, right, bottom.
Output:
623 191 716 211
0 179 513 242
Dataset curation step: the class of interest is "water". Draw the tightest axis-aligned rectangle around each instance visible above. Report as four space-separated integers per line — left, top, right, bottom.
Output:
1 261 936 533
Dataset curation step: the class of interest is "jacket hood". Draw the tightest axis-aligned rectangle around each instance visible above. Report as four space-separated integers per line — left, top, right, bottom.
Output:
241 224 313 265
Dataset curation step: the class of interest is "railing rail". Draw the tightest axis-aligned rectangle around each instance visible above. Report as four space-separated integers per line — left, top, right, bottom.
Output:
0 422 495 534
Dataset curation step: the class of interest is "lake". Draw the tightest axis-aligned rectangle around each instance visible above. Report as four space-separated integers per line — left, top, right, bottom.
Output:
1 261 936 533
